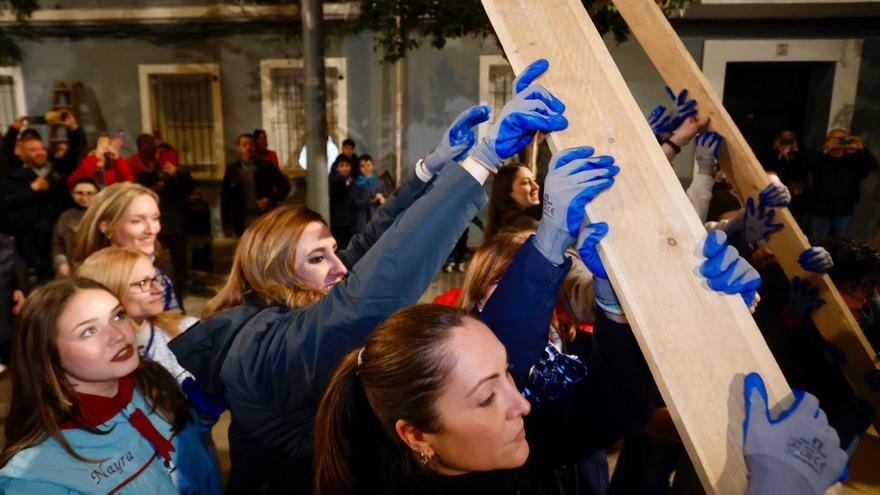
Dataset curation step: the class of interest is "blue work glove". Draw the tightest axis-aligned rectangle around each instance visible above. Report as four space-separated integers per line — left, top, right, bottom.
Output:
181 376 228 420
647 87 697 139
535 146 618 264
701 230 761 308
788 276 825 322
798 247 834 273
758 182 792 208
470 59 568 171
725 196 784 247
424 104 492 174
743 372 847 495
576 222 621 314
694 131 722 177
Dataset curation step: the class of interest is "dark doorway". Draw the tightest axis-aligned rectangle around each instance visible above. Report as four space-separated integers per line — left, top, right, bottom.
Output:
722 61 835 157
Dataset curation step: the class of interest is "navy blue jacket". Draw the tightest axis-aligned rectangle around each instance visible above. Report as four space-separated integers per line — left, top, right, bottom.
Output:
480 238 654 457
169 164 485 494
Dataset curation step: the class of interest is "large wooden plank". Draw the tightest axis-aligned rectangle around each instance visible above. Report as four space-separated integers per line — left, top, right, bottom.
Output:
480 1 791 492
613 0 880 430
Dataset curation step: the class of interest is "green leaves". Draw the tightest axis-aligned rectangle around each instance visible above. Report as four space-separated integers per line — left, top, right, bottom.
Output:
345 0 690 64
0 0 39 64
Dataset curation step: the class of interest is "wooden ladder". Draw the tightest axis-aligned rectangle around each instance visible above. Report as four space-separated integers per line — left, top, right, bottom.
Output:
48 80 81 144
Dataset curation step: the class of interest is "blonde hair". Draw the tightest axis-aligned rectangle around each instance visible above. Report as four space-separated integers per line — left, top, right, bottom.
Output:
202 205 327 319
76 247 183 337
73 182 159 265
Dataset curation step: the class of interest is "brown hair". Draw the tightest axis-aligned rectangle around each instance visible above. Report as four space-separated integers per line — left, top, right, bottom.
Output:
457 232 530 312
76 247 184 337
0 278 191 467
72 182 159 264
459 232 572 343
313 305 465 495
201 205 327 318
485 164 532 239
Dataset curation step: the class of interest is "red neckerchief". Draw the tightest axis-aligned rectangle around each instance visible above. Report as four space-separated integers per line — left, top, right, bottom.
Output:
60 375 176 462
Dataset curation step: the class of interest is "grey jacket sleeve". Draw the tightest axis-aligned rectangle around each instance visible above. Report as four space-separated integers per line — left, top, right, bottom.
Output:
268 163 486 408
559 247 597 324
338 170 431 269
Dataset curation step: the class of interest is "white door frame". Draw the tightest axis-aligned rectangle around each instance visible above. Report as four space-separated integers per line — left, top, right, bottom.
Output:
702 39 863 132
0 66 26 119
137 63 225 177
259 57 348 150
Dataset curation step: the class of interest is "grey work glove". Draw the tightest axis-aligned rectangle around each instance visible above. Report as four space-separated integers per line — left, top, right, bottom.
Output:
743 372 847 495
470 58 568 171
694 131 722 177
535 146 618 265
798 247 834 273
423 104 491 174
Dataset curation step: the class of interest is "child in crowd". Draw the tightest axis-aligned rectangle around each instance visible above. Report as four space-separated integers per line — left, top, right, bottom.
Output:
351 154 385 235
329 154 357 249
0 278 222 494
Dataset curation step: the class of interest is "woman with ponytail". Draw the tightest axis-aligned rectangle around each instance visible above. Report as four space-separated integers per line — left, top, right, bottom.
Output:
169 58 570 494
0 278 221 494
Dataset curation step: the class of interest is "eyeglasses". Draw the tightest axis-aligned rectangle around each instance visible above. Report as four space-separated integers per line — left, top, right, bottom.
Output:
128 276 163 293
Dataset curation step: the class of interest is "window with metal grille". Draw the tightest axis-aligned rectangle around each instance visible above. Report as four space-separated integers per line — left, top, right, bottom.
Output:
478 56 515 142
148 73 217 177
0 75 19 130
488 65 515 125
266 65 341 174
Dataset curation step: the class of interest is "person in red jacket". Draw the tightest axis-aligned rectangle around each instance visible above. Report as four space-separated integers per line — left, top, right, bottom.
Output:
68 135 134 188
253 129 280 169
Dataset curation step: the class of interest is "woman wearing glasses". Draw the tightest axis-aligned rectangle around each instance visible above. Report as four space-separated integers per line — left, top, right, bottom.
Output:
72 182 181 311
77 247 195 385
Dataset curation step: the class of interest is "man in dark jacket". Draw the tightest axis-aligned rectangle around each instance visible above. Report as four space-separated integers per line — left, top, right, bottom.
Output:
0 114 86 280
807 129 877 242
221 133 290 237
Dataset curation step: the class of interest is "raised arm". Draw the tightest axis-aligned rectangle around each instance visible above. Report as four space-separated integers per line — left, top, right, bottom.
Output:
480 142 619 387
276 59 570 407
339 105 491 269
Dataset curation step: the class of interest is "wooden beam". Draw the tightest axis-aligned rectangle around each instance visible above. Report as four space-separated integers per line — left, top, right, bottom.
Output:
613 0 880 431
480 1 791 492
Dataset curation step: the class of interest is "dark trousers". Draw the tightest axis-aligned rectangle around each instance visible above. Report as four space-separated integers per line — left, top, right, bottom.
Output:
447 228 469 263
159 233 189 301
190 237 214 271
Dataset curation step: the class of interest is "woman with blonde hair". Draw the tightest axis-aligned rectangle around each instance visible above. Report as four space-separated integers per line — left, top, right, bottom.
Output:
77 247 195 385
169 58 569 494
73 182 180 310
